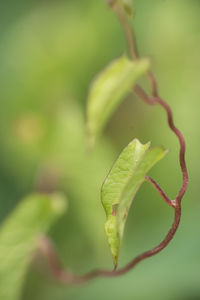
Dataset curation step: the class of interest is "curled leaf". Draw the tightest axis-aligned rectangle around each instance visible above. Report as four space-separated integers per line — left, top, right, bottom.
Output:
107 0 133 17
118 0 133 17
86 56 150 147
101 139 167 266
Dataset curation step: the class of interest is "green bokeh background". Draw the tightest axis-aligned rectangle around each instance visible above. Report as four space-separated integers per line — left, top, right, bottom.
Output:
0 0 199 299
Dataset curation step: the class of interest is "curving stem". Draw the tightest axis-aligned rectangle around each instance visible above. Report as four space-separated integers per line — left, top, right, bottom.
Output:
40 201 181 285
39 0 188 284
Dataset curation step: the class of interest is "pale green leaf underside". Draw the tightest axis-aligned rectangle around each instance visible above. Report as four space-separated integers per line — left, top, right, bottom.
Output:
0 193 67 300
86 56 150 147
101 139 167 266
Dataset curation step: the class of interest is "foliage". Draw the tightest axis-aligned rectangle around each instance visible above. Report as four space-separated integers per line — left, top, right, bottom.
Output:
0 194 66 300
102 139 166 266
86 55 150 147
0 0 198 299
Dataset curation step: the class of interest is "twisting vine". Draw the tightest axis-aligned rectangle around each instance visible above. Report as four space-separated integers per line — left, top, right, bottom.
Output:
40 0 189 284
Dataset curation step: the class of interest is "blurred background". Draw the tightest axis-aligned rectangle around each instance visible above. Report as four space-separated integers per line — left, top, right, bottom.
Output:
0 0 199 299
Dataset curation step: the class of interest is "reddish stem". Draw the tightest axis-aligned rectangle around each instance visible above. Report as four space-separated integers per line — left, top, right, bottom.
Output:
39 76 188 287
153 96 188 202
145 176 175 207
134 85 189 203
39 1 188 284
40 202 181 284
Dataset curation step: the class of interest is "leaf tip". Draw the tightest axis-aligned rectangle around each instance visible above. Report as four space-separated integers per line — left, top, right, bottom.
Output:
113 257 118 269
156 145 169 156
104 216 120 266
129 138 151 150
114 0 134 18
139 57 151 73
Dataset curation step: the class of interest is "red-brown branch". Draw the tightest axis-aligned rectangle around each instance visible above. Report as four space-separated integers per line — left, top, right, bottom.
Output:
145 176 175 207
40 202 181 284
39 0 189 284
134 85 189 204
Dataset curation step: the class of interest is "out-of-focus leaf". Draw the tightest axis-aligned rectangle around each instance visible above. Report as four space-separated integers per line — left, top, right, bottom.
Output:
107 0 133 17
118 0 133 17
86 56 150 147
0 193 67 300
101 138 167 266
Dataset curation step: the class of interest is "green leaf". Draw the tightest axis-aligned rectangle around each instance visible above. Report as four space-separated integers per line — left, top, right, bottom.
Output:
101 138 167 266
86 56 150 147
118 0 133 17
107 0 133 17
0 193 67 300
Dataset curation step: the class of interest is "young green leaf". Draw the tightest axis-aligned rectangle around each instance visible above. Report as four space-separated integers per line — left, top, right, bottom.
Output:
101 139 167 266
0 193 67 300
118 0 133 17
107 0 133 17
86 56 150 147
